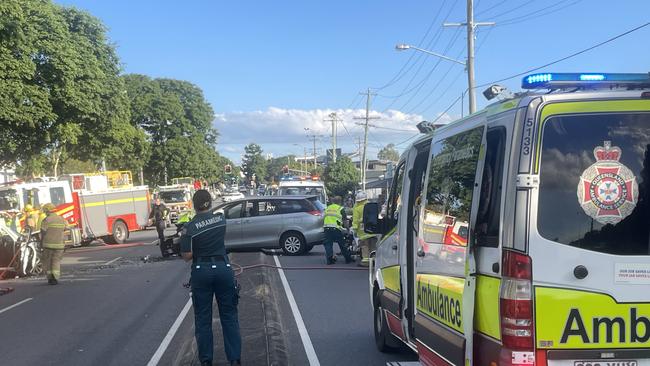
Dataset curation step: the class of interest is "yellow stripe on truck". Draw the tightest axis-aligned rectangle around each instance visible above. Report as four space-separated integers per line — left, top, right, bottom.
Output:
535 286 650 349
82 196 147 208
416 274 464 333
381 265 401 293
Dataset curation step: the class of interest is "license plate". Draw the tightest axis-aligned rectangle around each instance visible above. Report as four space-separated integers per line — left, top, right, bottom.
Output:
574 360 638 366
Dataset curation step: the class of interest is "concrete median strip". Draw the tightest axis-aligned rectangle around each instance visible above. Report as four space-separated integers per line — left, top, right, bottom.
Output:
0 297 33 315
146 296 193 366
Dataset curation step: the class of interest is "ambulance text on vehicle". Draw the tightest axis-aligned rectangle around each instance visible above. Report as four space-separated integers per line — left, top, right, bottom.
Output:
363 73 650 366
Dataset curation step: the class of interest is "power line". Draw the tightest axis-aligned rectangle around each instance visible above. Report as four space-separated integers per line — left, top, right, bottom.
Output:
414 26 492 116
371 0 452 90
395 94 464 147
476 21 650 89
495 0 583 27
486 0 536 20
475 0 508 17
377 1 461 110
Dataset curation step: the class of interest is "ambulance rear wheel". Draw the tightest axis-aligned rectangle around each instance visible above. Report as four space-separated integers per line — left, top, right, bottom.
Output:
109 221 128 244
374 293 399 353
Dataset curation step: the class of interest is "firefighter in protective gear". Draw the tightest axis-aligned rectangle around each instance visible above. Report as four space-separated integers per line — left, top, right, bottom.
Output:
180 190 241 366
40 203 67 285
22 204 40 233
352 191 376 267
323 196 353 265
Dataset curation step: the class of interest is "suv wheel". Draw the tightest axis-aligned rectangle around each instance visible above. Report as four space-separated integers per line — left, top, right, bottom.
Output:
280 232 304 256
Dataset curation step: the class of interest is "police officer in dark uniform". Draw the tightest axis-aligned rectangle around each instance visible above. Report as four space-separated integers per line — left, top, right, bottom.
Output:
180 190 241 366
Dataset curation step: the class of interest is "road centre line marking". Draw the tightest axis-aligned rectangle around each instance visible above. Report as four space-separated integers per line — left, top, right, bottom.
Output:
273 255 321 366
0 298 33 315
146 296 193 366
103 257 122 266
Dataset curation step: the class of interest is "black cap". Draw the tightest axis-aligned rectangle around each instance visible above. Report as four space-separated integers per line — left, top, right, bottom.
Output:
193 189 212 211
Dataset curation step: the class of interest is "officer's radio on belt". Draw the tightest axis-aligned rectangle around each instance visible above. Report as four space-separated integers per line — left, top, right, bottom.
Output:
179 190 242 366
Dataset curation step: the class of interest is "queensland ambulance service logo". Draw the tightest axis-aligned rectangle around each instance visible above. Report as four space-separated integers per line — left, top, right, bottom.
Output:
577 141 638 225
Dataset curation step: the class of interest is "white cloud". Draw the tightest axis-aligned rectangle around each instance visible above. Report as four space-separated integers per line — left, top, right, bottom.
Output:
214 107 454 163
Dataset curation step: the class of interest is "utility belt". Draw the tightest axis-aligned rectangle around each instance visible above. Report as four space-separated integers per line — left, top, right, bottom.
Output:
192 255 227 264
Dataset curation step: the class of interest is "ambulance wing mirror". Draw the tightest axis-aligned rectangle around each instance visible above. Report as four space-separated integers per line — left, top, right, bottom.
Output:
363 202 383 235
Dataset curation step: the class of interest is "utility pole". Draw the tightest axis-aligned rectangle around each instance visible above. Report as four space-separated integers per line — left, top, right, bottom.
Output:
324 113 338 163
354 88 380 191
305 134 321 171
444 0 495 114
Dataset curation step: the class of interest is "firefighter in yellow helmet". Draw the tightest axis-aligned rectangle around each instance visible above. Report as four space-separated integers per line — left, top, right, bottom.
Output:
22 204 40 233
40 203 67 285
352 191 376 267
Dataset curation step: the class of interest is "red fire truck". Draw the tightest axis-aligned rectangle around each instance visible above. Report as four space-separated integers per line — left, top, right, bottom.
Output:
0 171 150 245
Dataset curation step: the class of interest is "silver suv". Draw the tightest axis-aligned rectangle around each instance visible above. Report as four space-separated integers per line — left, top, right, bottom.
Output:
217 196 324 255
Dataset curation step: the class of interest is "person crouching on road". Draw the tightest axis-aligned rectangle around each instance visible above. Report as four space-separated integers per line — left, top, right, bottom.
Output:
352 191 377 267
40 203 67 285
180 190 241 366
323 196 353 265
149 197 169 256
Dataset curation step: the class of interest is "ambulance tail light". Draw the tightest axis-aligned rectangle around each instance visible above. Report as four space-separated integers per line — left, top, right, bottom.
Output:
500 250 534 354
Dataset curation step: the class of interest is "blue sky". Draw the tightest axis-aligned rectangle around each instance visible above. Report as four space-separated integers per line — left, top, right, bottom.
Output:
56 0 650 163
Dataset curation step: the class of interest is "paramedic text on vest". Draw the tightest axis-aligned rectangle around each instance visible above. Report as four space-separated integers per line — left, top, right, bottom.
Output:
180 190 241 366
323 196 353 265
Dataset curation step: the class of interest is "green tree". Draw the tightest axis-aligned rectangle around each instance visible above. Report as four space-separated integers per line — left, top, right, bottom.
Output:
265 155 301 182
324 156 360 197
378 143 400 162
123 74 221 185
241 143 267 183
0 1 146 172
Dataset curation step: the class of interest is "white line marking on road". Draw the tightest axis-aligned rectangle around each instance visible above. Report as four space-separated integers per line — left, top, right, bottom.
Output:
103 257 122 266
0 298 33 315
273 255 321 366
146 297 193 366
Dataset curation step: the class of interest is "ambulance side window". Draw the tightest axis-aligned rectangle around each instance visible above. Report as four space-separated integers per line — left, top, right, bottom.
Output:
476 127 506 247
385 162 405 233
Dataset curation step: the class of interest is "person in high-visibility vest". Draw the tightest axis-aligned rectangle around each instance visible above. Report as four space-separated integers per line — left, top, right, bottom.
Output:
323 196 353 265
40 203 67 285
352 191 377 267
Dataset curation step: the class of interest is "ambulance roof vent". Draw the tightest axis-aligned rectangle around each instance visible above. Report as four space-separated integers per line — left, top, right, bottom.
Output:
521 72 650 90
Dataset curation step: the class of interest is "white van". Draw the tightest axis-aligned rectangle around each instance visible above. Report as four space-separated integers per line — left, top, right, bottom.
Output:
364 73 650 366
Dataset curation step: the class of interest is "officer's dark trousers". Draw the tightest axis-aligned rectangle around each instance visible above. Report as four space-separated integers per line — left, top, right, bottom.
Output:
191 261 241 363
156 221 167 256
323 227 351 262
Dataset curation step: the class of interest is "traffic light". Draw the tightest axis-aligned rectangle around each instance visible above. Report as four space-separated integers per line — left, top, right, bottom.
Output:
225 164 232 174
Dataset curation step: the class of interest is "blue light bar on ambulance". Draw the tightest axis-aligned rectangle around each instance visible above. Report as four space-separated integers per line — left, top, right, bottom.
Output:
521 72 650 89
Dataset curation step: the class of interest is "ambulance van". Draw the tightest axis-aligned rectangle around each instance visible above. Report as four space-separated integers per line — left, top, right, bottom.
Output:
364 73 650 366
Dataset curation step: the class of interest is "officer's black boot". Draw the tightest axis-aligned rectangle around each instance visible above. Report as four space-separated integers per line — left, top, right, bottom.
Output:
200 361 211 366
47 275 55 285
230 360 241 366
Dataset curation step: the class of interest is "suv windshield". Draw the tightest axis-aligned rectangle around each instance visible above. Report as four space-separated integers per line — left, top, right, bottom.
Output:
159 190 186 203
538 112 650 255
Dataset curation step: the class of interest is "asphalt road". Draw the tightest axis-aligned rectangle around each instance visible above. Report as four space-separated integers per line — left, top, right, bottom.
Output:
276 245 418 366
0 219 418 365
0 228 191 366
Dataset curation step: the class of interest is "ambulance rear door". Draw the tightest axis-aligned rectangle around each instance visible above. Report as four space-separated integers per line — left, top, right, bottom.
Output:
413 121 486 365
530 98 650 364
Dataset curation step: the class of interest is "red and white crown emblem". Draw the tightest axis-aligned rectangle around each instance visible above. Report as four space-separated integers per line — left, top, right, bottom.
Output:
576 141 638 225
